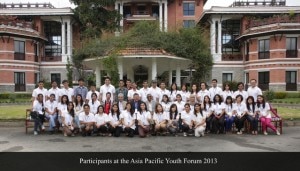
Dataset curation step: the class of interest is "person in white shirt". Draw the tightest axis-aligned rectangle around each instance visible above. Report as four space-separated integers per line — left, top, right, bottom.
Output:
137 102 151 138
181 103 194 136
159 82 170 102
57 95 69 126
100 77 116 103
170 83 179 102
222 83 233 103
233 95 247 135
208 79 223 102
179 83 190 103
233 82 248 103
224 96 235 133
197 82 210 104
86 84 100 104
108 104 123 137
190 83 199 103
256 95 280 135
173 94 185 113
211 94 225 134
192 103 206 137
62 102 76 137
188 94 196 112
32 93 45 135
94 105 110 136
74 94 84 131
145 94 156 114
47 80 60 102
247 79 262 102
79 104 96 136
121 103 137 137
153 103 168 136
59 80 74 102
202 95 213 133
140 80 151 102
245 96 258 135
45 94 58 134
167 104 179 136
149 80 161 103
127 82 141 101
161 95 171 113
88 93 101 115
32 80 48 105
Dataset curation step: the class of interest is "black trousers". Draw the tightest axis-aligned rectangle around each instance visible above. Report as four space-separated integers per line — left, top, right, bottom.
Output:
235 115 255 132
124 127 135 137
206 115 214 132
212 115 225 133
182 124 194 134
95 125 108 133
108 125 123 137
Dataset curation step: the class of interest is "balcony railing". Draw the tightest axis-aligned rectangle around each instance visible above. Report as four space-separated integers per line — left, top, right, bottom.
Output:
222 54 243 61
41 56 62 62
14 52 25 60
286 50 298 58
231 0 286 7
258 51 270 59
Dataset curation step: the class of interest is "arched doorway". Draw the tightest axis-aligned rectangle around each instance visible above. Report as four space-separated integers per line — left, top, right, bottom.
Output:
134 65 148 87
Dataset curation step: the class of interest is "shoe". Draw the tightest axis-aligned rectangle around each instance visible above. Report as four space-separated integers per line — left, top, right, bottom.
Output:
263 131 268 135
34 131 38 135
64 133 67 137
201 133 205 137
42 125 45 131
237 131 242 135
276 130 281 135
251 131 255 135
71 133 75 137
183 132 187 137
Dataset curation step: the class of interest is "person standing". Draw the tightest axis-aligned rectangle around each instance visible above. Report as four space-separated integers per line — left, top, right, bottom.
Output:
233 82 248 103
99 77 115 103
115 80 128 102
158 82 170 102
202 95 213 134
145 94 156 114
140 80 150 102
126 79 132 90
47 80 60 102
59 80 74 102
170 83 179 102
224 96 235 133
74 94 84 131
208 79 223 102
88 93 101 115
179 83 190 103
130 93 142 113
222 83 233 103
74 78 88 102
32 80 48 105
149 80 161 104
247 79 262 102
197 82 210 104
86 84 100 104
127 82 141 101
102 92 113 115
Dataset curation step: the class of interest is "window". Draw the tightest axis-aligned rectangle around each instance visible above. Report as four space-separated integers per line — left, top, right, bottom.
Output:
286 37 297 58
286 71 297 91
14 40 25 60
222 73 233 83
258 39 270 59
183 3 195 16
222 20 241 54
258 71 269 91
51 73 61 86
14 72 25 91
44 21 62 57
183 20 195 28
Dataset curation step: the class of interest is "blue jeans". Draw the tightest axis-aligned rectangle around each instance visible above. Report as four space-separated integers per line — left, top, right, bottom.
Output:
225 115 235 131
46 114 57 131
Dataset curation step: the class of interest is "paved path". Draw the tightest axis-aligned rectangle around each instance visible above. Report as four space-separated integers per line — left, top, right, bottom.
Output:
0 127 299 152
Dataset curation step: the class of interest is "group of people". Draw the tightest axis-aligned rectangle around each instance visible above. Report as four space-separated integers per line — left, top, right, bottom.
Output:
31 77 281 137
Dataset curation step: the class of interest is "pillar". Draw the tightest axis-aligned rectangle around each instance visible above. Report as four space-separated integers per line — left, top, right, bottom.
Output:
152 58 157 80
95 66 101 89
120 2 123 28
217 20 222 54
164 0 168 32
159 0 163 31
117 58 123 80
61 21 66 57
169 69 172 86
176 63 181 87
210 19 216 55
67 19 72 58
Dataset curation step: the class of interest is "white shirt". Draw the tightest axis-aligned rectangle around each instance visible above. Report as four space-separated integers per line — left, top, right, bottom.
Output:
246 104 256 116
247 86 262 102
127 89 141 100
173 101 185 113
222 90 233 102
209 87 223 100
32 100 44 115
88 100 101 114
224 103 234 117
181 110 193 125
137 111 151 126
32 87 48 104
95 113 109 126
57 103 68 115
170 90 179 102
179 91 190 102
100 84 116 102
140 87 151 102
86 91 100 102
202 103 213 116
120 110 137 129
161 102 171 113
154 112 167 124
168 112 179 121
197 90 210 103
74 103 84 116
212 103 225 115
192 112 207 126
149 87 161 102
48 87 61 102
79 112 96 123
233 102 247 117
62 111 73 126
108 113 122 126
256 103 271 118
45 100 58 115
159 89 170 102
233 90 248 103
59 87 74 102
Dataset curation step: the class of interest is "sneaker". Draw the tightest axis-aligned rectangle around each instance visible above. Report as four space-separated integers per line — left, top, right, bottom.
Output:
34 131 38 135
183 132 187 137
263 131 268 135
276 130 281 135
237 131 242 135
41 125 45 131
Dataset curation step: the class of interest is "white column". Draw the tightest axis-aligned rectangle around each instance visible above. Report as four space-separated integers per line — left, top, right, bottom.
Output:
176 63 181 87
117 58 123 80
159 0 163 31
151 58 157 80
61 21 66 56
169 69 172 86
164 0 168 32
120 2 123 28
67 20 72 57
95 66 101 89
210 19 216 55
217 20 222 54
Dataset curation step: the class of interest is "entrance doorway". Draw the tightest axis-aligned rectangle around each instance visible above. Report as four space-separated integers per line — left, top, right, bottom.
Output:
134 65 148 87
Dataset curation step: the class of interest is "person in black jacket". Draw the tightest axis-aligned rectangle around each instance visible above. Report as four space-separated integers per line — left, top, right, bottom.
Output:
130 93 142 113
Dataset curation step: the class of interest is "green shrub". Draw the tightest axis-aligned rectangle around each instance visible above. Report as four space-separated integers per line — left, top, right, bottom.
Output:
286 92 300 98
0 92 10 99
8 93 17 103
223 81 239 92
274 92 287 99
263 89 275 102
16 93 32 99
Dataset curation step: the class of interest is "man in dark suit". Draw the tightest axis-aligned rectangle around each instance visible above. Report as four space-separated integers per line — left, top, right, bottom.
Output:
130 93 142 113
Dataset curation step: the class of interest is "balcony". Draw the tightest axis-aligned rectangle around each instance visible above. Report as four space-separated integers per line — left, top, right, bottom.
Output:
222 54 243 61
14 52 25 60
125 11 158 21
41 56 62 62
286 50 298 58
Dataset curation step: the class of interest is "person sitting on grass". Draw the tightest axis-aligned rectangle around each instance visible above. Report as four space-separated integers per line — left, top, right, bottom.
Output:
79 104 95 137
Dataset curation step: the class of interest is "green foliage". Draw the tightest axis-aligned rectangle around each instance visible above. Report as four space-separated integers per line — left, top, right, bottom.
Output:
66 57 73 87
86 73 96 87
223 81 239 92
286 92 300 98
102 54 119 86
274 92 287 99
263 89 275 102
0 92 10 99
8 93 16 102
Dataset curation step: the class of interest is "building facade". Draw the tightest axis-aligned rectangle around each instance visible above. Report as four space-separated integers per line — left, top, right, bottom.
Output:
0 3 77 92
199 0 300 91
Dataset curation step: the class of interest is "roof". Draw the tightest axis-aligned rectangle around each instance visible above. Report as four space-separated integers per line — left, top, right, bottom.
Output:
117 48 173 56
0 8 73 16
0 25 47 40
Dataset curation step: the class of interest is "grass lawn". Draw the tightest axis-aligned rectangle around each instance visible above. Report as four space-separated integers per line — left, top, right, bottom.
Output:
0 105 299 120
272 98 300 104
0 98 31 103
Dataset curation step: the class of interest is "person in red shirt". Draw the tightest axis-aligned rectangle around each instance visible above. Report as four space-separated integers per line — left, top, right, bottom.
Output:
103 92 112 114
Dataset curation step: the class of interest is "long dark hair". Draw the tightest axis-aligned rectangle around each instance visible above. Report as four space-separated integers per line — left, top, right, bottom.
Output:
203 95 212 111
170 83 178 94
194 103 203 117
155 103 164 114
225 96 233 109
169 104 178 120
125 102 134 116
256 95 266 109
190 83 199 94
161 94 170 103
61 95 69 105
213 94 222 105
75 94 84 107
111 104 120 120
91 93 97 105
138 102 148 113
67 102 75 118
246 96 256 113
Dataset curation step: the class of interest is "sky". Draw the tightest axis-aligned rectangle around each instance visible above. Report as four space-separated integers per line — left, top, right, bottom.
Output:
1 0 300 9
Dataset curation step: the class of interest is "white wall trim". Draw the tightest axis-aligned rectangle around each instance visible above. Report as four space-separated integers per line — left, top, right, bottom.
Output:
245 67 300 71
269 83 286 85
0 83 15 86
0 69 35 72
